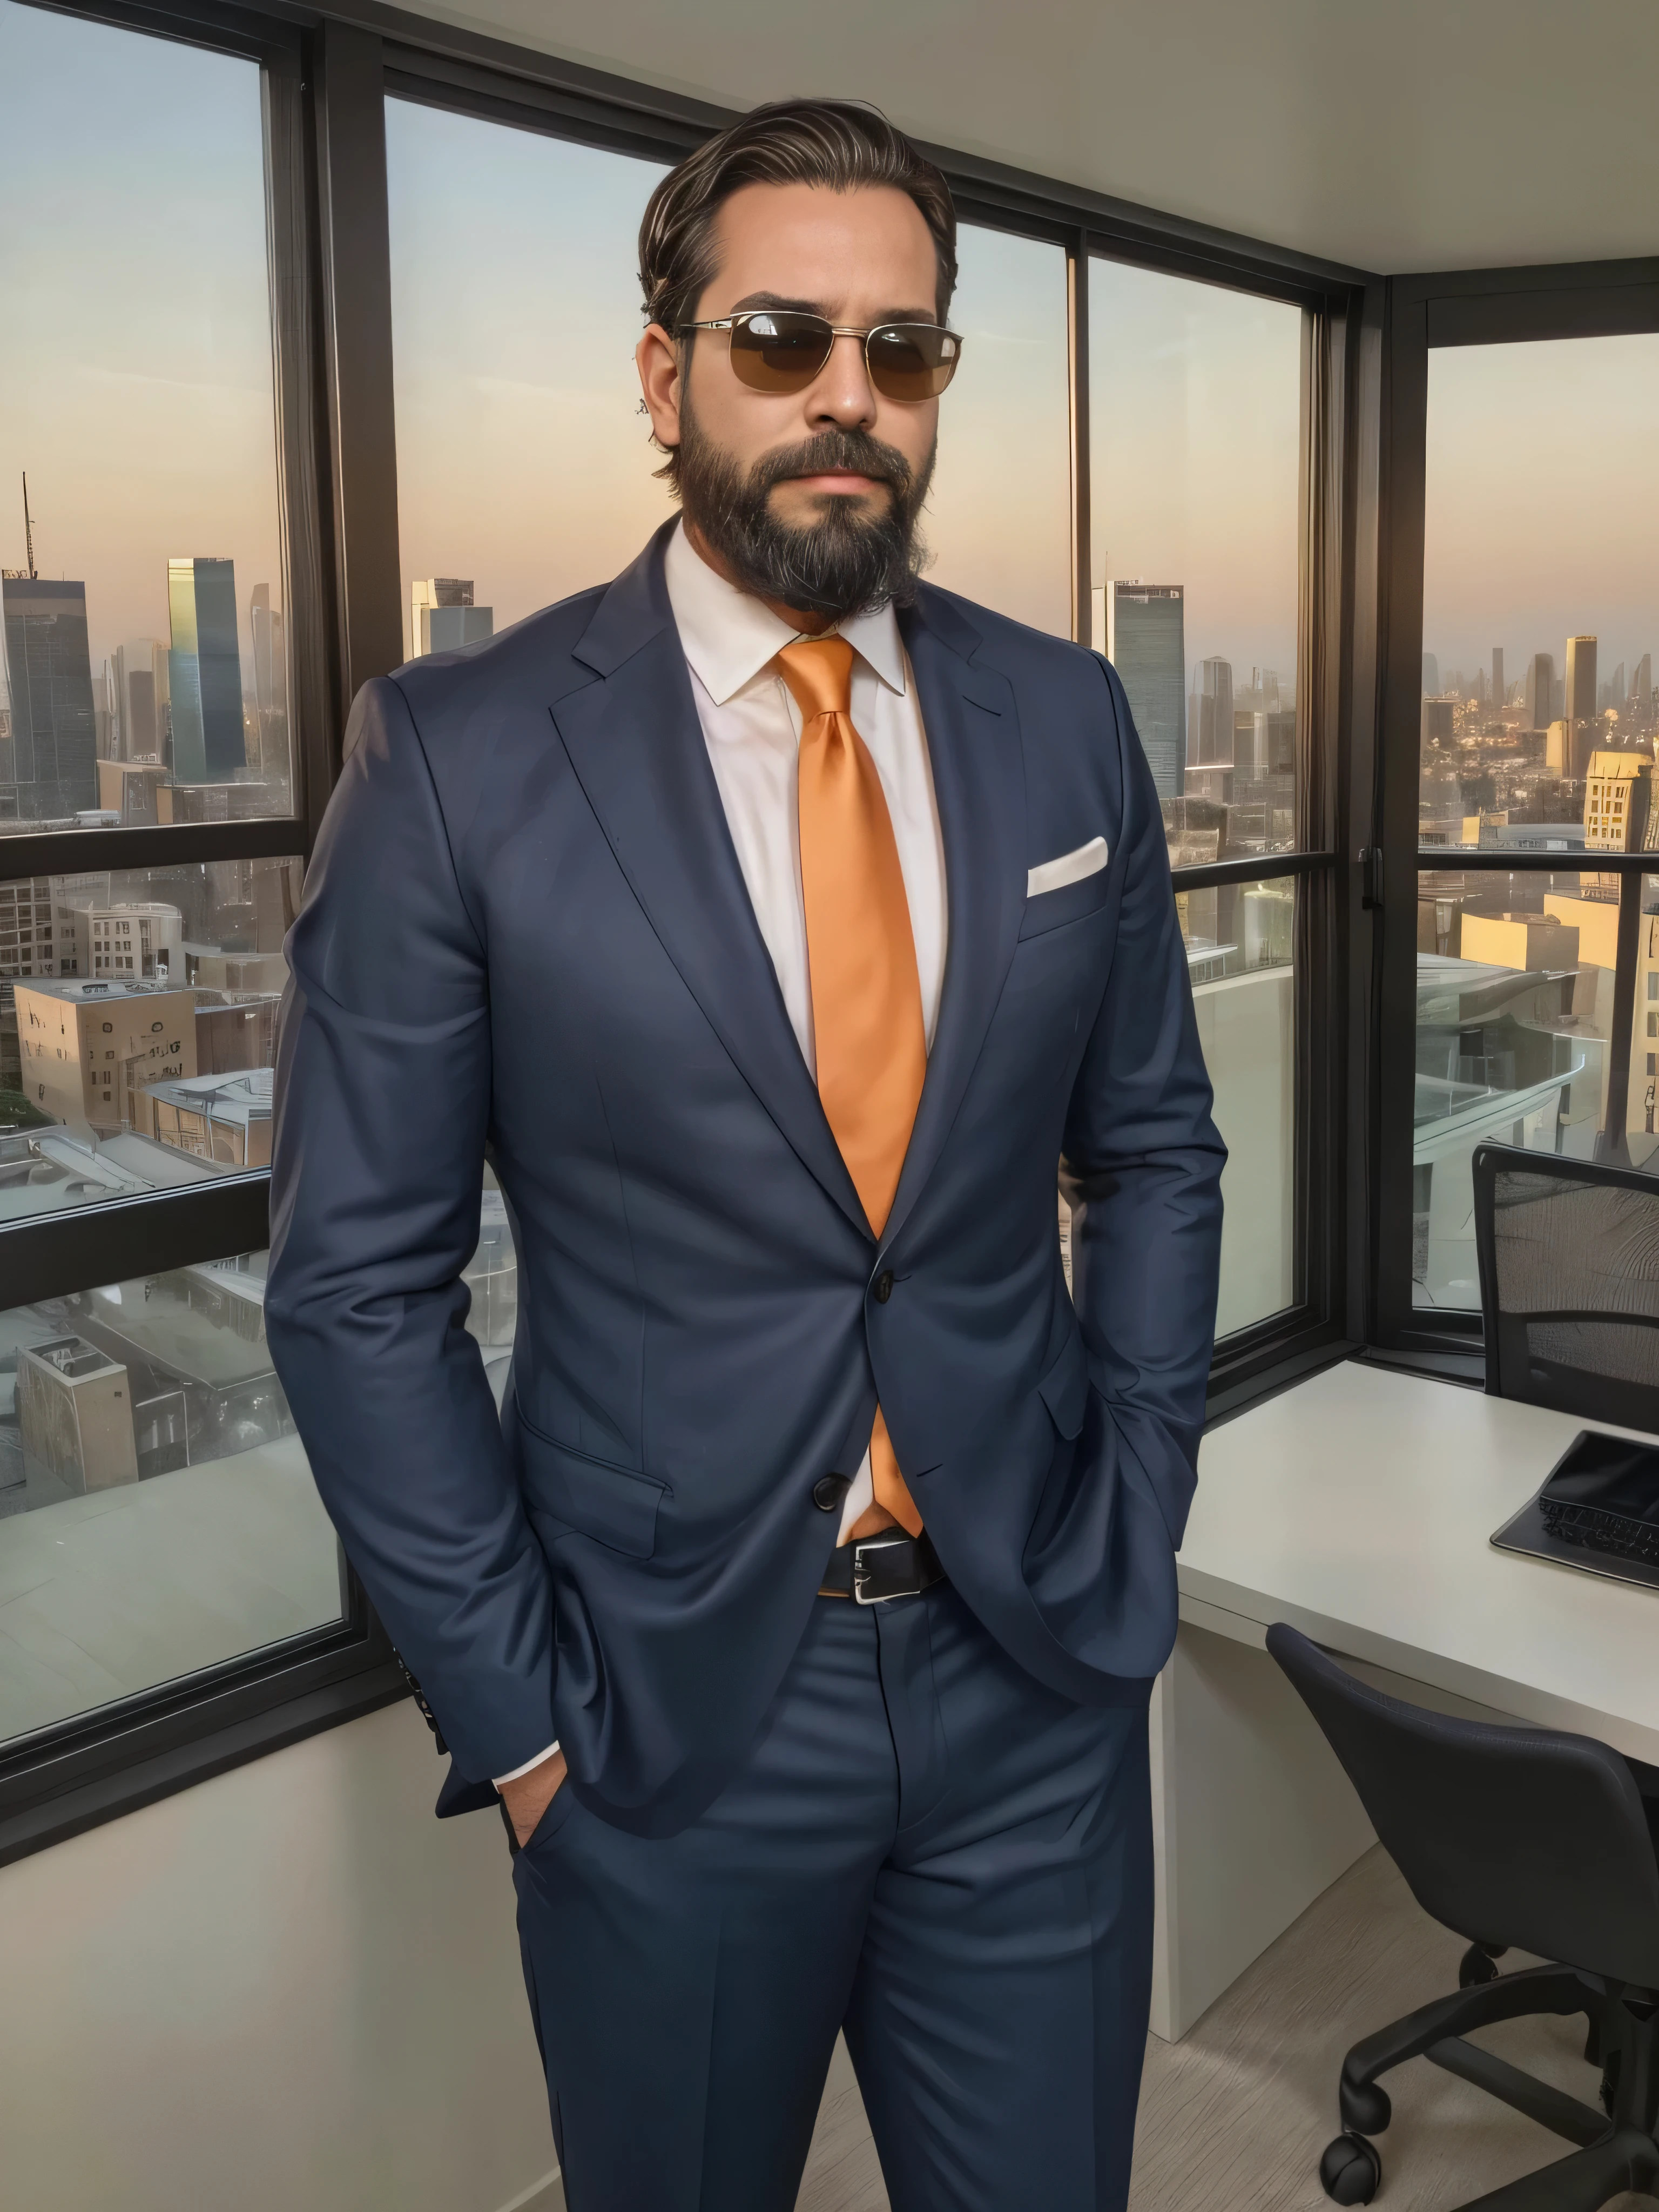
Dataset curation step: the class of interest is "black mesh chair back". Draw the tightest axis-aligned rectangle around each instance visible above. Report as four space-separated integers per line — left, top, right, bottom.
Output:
1267 1624 1659 1988
1472 1142 1659 1433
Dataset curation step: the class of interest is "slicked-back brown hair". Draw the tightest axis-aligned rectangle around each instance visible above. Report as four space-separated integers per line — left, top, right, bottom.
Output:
638 99 957 483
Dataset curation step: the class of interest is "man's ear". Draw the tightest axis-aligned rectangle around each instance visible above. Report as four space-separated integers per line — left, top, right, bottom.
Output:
636 323 683 456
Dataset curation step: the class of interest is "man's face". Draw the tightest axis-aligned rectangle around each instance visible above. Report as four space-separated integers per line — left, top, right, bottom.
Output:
637 180 946 621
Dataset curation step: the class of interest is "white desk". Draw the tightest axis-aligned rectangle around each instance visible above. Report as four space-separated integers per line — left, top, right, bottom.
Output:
1150 1359 1659 2041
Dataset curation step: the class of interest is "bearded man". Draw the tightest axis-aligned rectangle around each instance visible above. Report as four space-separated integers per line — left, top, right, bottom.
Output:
266 97 1224 2212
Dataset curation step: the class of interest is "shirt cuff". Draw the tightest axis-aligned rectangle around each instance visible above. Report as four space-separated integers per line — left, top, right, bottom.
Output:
493 1742 561 1788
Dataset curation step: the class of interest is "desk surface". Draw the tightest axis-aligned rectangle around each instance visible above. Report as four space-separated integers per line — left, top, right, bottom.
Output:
1183 1359 1659 1763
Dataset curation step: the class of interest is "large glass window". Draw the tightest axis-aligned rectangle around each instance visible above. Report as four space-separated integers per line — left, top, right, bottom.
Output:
386 102 672 652
1412 862 1651 1307
925 225 1071 636
1414 335 1659 1307
1182 877 1297 1335
1421 335 1658 855
1089 259 1304 866
1 857 301 1216
0 1250 339 1745
0 1 293 829
387 112 1074 648
1087 258 1307 1338
1057 874 1296 1337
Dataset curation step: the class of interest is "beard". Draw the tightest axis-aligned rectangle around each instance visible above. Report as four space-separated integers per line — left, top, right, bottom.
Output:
675 398 935 623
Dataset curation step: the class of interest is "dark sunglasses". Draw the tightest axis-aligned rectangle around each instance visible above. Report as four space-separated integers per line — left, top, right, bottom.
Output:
677 311 963 401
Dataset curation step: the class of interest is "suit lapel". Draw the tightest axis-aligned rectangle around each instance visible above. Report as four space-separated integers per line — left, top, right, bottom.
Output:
551 531 869 1240
881 589 1028 1255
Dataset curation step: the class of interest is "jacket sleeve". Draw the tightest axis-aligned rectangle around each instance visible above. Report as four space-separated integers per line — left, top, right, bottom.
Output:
265 676 557 1783
1058 656 1227 1554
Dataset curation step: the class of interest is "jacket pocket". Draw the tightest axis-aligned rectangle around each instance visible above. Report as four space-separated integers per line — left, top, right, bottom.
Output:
517 1414 666 1559
1017 866 1114 942
1036 1328 1090 1440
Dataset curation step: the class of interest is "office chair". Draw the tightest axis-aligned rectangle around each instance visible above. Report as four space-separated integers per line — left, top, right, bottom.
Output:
1268 1622 1659 2211
1472 1143 1659 1435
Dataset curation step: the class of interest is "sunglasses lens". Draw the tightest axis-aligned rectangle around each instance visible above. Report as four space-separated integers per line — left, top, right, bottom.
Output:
727 312 834 392
867 325 960 401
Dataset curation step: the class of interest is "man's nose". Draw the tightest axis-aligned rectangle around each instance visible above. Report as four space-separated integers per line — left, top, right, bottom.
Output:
806 332 878 428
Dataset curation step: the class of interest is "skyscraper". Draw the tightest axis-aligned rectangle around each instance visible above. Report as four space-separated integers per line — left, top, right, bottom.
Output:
1491 647 1504 712
107 639 167 761
411 577 494 657
1190 659 1235 767
1524 651 1555 730
249 584 288 786
168 556 245 783
1108 583 1185 799
1564 635 1597 777
1421 652 1440 696
0 576 98 818
1635 653 1653 702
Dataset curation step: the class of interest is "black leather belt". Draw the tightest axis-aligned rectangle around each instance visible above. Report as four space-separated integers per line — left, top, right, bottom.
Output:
819 1528 946 1604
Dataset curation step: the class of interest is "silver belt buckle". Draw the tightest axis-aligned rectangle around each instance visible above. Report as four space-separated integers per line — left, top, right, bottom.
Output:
852 1534 907 1604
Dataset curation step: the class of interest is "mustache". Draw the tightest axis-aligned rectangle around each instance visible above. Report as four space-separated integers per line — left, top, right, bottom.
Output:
750 429 916 500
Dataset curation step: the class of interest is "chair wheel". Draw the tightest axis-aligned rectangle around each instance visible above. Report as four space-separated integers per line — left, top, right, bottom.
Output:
1341 2079 1392 2135
1459 1943 1501 1987
1322 2133 1382 2204
1321 2134 1381 2205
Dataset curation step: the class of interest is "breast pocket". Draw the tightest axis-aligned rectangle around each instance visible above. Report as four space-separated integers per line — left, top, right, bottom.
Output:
1018 862 1114 942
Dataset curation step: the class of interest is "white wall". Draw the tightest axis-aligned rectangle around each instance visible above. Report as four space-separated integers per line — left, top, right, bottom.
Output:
0 1703 558 2212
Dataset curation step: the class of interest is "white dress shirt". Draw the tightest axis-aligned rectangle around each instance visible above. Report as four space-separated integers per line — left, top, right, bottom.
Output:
494 524 948 1789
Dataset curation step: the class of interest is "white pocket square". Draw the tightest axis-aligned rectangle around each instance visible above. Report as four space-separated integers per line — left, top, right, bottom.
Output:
1026 837 1109 898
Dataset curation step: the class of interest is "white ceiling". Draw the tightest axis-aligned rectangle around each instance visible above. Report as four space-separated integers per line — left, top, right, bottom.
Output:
390 0 1659 276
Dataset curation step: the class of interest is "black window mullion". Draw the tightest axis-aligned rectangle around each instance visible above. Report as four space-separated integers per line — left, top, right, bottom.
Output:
313 19 404 756
1066 235 1091 649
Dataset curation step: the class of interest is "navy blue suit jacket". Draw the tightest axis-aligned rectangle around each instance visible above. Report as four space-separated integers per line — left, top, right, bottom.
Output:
265 523 1225 1837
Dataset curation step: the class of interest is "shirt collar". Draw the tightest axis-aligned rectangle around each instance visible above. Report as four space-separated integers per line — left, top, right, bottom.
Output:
663 518 908 705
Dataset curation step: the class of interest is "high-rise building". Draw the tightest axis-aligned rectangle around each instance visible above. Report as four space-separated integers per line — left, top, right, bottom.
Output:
1491 648 1504 712
1564 635 1598 778
168 557 245 783
1524 652 1555 730
1421 652 1440 696
1601 662 1626 712
411 577 494 658
1634 653 1653 701
1421 698 1456 747
0 576 98 818
1190 659 1235 767
1108 583 1185 798
1583 751 1654 854
248 584 289 787
106 639 168 763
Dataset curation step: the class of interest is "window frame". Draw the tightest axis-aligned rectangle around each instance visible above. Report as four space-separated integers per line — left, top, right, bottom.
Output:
0 0 1378 1860
1371 259 1659 1363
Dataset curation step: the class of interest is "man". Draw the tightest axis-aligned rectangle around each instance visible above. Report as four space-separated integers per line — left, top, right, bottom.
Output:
266 98 1223 2212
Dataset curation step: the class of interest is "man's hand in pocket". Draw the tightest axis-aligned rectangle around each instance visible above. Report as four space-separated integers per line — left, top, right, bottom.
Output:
500 1748 569 1846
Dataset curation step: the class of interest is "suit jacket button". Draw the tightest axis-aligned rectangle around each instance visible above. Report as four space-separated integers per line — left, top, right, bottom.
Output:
813 1474 849 1512
874 1270 894 1303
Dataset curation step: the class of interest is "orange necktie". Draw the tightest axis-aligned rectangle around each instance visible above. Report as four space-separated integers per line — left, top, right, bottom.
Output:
778 636 925 1541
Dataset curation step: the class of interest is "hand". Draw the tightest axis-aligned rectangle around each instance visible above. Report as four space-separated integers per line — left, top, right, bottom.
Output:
500 1747 568 1846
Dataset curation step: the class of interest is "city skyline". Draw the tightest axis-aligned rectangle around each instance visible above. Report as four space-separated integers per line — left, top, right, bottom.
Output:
0 1 283 685
1424 333 1659 682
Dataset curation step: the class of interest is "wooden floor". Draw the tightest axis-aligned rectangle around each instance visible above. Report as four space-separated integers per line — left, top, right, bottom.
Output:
795 1843 1641 2212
